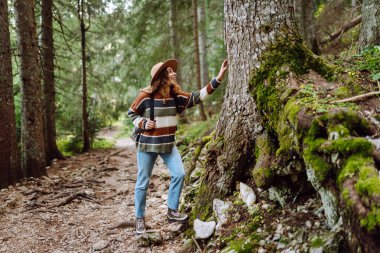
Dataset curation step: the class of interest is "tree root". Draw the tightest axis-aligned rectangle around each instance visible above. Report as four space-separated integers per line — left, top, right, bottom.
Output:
52 191 101 207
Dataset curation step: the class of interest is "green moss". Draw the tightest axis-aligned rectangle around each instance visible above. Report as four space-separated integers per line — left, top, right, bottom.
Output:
330 110 371 134
250 34 334 132
252 167 273 188
342 188 354 207
333 86 352 98
303 150 331 182
337 155 373 187
202 134 213 144
319 138 373 157
311 237 324 248
255 133 272 158
360 207 380 231
327 124 350 139
221 214 262 252
356 166 380 197
225 237 255 253
194 145 202 157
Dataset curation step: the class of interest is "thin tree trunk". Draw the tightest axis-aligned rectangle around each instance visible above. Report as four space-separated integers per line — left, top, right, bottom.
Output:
358 0 380 51
203 0 294 198
169 0 182 86
198 0 210 110
41 0 65 163
15 0 46 177
193 0 207 121
78 0 90 152
0 0 22 188
169 0 189 123
294 0 319 54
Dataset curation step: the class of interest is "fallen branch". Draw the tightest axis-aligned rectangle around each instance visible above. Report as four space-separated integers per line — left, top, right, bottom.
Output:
330 91 380 103
321 15 362 45
192 235 203 252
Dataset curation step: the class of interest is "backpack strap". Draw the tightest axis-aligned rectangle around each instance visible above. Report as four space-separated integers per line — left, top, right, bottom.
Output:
170 85 183 114
149 93 154 121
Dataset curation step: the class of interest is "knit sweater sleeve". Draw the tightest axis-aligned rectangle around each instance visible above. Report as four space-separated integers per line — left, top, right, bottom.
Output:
128 92 149 129
177 78 221 110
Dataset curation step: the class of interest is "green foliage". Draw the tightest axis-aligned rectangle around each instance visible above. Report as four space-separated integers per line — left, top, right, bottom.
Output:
221 212 262 253
360 208 380 232
176 115 218 153
311 237 324 248
57 136 114 156
354 46 380 81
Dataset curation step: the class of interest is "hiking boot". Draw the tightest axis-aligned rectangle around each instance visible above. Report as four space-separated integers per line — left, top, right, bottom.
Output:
167 208 188 223
136 217 146 234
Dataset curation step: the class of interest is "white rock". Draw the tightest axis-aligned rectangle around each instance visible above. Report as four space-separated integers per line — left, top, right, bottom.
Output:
213 199 231 231
276 223 284 235
194 219 216 239
258 247 266 253
239 182 256 207
305 220 312 228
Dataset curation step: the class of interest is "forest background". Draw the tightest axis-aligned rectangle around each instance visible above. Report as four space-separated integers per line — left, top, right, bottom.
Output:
2 0 374 180
2 0 380 252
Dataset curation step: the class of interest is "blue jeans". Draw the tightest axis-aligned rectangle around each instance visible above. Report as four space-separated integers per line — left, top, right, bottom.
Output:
135 146 185 218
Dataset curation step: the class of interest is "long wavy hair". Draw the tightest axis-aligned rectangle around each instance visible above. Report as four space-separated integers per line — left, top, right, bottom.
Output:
151 68 182 98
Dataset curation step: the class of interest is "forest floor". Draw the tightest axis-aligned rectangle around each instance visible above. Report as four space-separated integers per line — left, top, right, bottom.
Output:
0 126 332 253
0 128 185 253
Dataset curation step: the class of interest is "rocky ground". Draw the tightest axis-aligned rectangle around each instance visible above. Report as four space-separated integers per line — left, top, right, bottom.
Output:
0 138 187 253
0 127 338 253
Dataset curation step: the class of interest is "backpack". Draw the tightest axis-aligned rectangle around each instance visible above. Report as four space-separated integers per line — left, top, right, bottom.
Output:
131 86 183 143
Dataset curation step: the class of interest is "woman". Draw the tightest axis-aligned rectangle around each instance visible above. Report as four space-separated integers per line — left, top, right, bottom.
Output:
128 59 228 234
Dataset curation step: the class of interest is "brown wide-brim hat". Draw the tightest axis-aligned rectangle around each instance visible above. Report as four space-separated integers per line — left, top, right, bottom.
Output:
150 59 177 85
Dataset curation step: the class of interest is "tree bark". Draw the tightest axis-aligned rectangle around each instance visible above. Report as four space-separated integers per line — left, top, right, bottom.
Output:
41 0 65 163
203 0 294 198
198 0 210 105
78 0 90 152
169 0 182 85
15 0 47 177
294 0 320 54
169 0 189 124
359 0 380 51
0 0 22 188
192 0 207 121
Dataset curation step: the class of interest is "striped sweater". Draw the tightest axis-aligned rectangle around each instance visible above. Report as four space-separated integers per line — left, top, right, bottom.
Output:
128 78 221 153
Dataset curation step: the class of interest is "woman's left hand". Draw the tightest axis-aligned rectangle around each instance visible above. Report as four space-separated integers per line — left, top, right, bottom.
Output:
216 59 228 82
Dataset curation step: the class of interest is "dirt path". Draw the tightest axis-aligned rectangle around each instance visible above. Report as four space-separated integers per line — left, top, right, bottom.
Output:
97 125 133 148
0 144 185 252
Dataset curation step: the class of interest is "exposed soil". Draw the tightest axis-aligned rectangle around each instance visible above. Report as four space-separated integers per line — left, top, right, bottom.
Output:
0 141 186 252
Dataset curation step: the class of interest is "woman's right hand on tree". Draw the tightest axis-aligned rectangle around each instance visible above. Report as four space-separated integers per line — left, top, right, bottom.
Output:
216 59 228 82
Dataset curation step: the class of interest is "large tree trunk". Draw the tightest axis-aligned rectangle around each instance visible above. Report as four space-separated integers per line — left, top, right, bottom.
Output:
202 0 294 199
294 0 320 54
78 0 90 152
41 0 65 163
358 0 380 51
192 0 207 121
0 0 22 188
198 0 210 105
15 0 47 177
